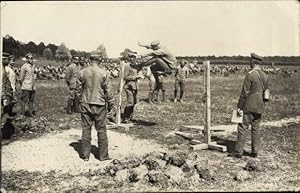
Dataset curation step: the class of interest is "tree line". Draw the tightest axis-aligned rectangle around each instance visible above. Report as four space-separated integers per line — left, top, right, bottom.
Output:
2 34 299 65
2 35 107 61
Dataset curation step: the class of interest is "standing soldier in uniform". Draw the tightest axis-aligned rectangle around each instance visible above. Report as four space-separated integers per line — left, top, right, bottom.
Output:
1 53 13 193
122 52 144 123
229 53 269 158
76 53 115 161
65 56 81 114
20 53 36 117
4 55 17 116
174 59 189 103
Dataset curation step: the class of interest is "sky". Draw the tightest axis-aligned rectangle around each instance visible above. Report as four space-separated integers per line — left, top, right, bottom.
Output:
1 1 299 57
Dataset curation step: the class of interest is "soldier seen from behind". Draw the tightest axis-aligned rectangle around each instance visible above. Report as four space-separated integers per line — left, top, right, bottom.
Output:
76 52 115 161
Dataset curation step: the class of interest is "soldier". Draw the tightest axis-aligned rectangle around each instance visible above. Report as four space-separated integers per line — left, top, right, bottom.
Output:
142 66 156 104
76 53 115 161
20 53 36 117
1 53 13 193
229 53 269 158
65 56 81 114
5 55 17 95
174 59 189 103
137 41 176 74
153 75 167 103
122 52 144 123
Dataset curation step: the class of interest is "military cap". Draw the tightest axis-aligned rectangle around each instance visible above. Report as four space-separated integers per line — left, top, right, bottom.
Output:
151 41 160 47
251 53 263 61
90 54 101 61
72 56 80 60
120 48 137 60
25 53 34 59
9 55 15 63
2 52 10 59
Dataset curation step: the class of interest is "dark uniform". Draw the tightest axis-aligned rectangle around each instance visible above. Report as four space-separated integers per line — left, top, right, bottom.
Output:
1 53 13 191
232 53 269 158
76 54 115 161
65 57 81 113
122 62 142 122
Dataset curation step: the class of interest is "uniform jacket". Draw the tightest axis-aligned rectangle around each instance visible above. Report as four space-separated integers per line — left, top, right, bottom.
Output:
175 65 189 81
237 67 269 114
20 62 36 91
2 69 13 101
5 66 16 92
76 65 114 107
124 63 139 91
65 63 80 89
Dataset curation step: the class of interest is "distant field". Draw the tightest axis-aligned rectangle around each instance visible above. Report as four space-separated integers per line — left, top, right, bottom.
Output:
14 58 66 68
13 58 300 72
2 69 299 192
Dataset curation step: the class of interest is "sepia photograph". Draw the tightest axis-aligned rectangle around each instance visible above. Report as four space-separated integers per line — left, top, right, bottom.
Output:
0 0 299 192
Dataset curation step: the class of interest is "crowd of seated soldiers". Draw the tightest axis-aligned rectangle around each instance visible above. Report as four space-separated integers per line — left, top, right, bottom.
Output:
178 59 298 77
12 58 297 81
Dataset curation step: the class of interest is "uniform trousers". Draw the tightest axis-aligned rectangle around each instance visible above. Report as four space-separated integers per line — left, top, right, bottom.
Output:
235 112 262 154
20 90 35 116
80 103 109 160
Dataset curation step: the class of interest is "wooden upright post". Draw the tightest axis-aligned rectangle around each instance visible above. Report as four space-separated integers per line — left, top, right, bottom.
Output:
181 60 227 152
204 60 211 144
115 61 125 125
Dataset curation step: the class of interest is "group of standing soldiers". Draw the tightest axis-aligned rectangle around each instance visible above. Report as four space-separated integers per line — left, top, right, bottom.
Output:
1 42 270 163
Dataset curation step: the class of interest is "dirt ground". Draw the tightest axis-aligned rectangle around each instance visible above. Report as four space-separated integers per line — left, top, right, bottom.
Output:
1 71 300 192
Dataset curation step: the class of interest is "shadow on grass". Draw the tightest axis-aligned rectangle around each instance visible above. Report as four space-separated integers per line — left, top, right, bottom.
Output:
131 119 157 126
70 141 83 159
70 141 101 160
1 121 15 139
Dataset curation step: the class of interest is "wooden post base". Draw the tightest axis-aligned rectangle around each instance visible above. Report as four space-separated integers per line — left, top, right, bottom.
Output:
190 141 227 152
181 125 226 133
107 122 134 131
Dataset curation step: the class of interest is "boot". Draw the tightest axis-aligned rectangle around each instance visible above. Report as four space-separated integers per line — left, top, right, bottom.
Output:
20 101 26 116
162 91 166 102
179 91 184 103
148 92 153 104
128 105 135 121
156 91 160 103
174 90 178 102
73 97 80 113
67 99 73 114
122 106 131 123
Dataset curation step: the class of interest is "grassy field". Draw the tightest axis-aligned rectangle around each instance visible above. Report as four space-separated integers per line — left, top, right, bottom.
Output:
2 66 300 192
